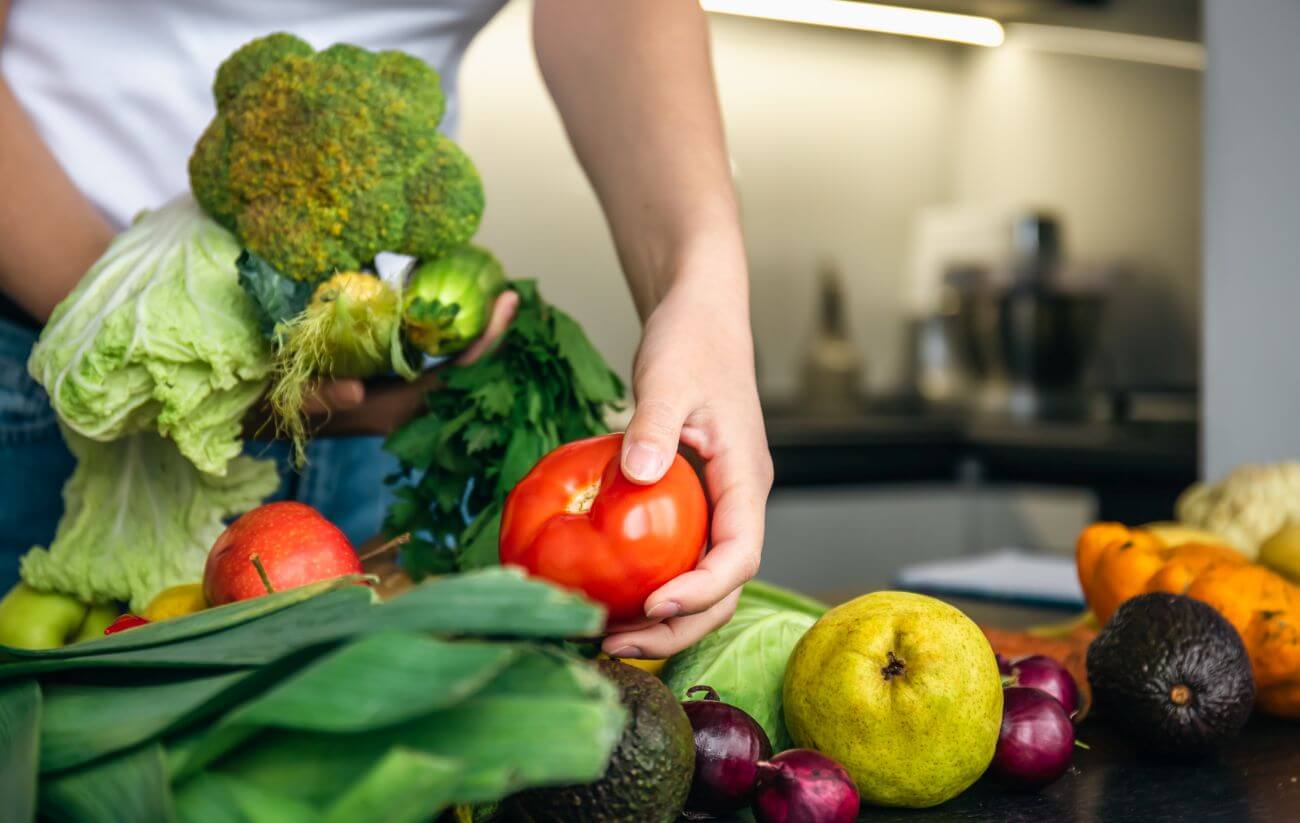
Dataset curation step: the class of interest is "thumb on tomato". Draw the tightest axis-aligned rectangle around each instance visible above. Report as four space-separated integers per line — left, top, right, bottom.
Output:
621 395 686 484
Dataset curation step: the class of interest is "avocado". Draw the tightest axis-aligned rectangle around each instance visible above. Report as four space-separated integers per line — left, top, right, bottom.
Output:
1087 592 1254 756
513 659 695 822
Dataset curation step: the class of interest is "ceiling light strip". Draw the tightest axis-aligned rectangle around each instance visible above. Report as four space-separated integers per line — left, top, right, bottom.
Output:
700 0 1006 47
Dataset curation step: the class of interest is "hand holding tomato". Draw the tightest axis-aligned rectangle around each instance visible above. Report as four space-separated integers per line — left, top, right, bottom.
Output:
499 433 708 624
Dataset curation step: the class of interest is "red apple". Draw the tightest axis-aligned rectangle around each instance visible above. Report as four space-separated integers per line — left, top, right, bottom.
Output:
204 502 362 606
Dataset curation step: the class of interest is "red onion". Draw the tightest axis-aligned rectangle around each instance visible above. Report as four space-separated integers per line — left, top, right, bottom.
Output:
992 687 1075 790
681 685 772 815
752 749 860 823
1006 654 1080 717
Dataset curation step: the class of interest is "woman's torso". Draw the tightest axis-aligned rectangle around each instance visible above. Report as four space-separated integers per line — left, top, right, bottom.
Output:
1 0 508 228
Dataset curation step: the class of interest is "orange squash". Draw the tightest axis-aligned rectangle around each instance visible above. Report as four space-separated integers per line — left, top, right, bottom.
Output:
1086 530 1166 624
1144 544 1246 596
1184 564 1294 642
1076 522 1133 607
1244 604 1300 690
1076 520 1300 717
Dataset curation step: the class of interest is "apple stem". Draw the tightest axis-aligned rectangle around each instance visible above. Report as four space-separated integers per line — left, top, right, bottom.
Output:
250 554 275 594
358 532 412 564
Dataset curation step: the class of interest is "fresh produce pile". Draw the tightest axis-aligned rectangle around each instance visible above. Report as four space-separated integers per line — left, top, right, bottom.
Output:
384 285 623 576
0 569 626 821
1075 502 1300 718
6 26 1300 823
3 30 619 622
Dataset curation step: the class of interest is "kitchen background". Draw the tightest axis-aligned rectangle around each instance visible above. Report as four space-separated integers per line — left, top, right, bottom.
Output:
457 0 1205 600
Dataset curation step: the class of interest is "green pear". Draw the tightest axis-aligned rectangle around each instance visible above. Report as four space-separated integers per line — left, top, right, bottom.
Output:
783 591 1003 808
71 602 123 644
0 583 89 650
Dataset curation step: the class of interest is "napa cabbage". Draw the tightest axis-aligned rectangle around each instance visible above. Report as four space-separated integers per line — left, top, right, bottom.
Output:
28 196 271 475
22 197 276 609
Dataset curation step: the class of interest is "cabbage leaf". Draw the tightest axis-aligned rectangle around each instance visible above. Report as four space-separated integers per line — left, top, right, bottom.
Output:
661 582 824 751
20 431 278 611
28 197 270 475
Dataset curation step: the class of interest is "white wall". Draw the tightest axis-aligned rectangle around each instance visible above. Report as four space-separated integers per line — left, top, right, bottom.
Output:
458 1 1201 395
1203 0 1300 481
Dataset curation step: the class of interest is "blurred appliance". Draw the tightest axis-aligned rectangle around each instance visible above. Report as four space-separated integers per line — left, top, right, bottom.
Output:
907 209 1106 419
958 213 1106 419
801 262 865 414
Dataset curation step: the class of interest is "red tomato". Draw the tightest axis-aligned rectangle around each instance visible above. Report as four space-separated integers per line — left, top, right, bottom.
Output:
104 614 149 635
499 433 708 623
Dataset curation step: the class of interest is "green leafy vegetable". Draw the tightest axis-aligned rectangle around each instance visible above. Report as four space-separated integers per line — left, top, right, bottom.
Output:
214 632 518 734
385 280 624 575
39 743 176 823
1 568 604 681
175 772 318 823
209 647 623 808
235 249 312 338
0 575 359 661
4 570 626 819
18 431 278 612
661 582 826 751
322 747 459 823
39 669 255 773
21 196 278 611
0 680 40 821
28 196 270 475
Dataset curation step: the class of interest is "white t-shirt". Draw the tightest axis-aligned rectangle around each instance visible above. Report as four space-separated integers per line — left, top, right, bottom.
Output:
1 0 508 229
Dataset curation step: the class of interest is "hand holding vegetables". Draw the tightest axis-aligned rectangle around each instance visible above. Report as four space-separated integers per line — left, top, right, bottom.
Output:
606 284 774 658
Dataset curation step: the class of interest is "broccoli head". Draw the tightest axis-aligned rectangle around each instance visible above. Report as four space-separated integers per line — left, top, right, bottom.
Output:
189 33 484 282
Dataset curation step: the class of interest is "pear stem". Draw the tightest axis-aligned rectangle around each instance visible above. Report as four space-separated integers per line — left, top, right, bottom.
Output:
250 554 275 594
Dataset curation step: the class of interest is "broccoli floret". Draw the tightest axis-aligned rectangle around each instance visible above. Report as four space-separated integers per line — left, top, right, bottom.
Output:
189 33 483 282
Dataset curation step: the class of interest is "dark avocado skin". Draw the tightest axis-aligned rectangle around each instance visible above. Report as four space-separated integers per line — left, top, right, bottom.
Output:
1088 593 1255 757
515 659 695 822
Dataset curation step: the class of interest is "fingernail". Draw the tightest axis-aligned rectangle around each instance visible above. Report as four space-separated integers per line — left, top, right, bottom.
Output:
609 645 643 659
646 600 681 620
624 443 665 482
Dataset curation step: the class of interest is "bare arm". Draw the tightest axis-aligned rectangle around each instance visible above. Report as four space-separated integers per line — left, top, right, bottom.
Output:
533 0 745 315
534 0 772 657
0 0 114 322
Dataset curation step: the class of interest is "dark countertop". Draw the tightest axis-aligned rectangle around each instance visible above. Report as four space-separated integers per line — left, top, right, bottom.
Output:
858 714 1300 822
763 402 1198 523
718 597 1300 822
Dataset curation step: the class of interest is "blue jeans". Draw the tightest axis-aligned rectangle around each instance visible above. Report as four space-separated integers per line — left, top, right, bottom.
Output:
0 318 399 594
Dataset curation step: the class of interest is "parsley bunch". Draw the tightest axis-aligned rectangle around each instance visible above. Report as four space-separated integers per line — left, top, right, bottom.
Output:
384 280 624 576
